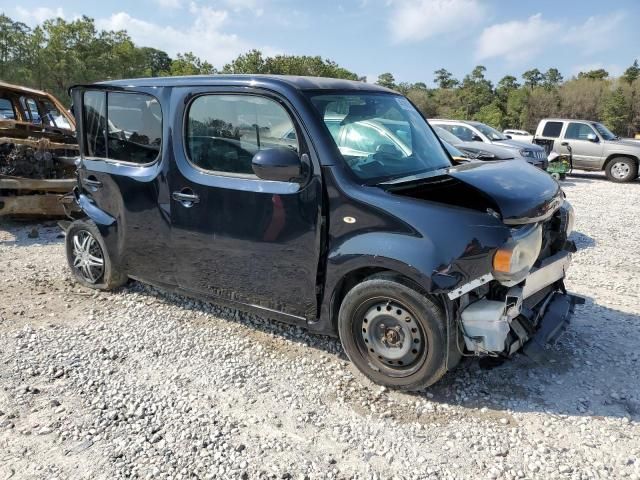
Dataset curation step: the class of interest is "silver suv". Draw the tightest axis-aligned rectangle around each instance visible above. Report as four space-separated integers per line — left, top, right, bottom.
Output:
431 119 548 168
535 119 640 182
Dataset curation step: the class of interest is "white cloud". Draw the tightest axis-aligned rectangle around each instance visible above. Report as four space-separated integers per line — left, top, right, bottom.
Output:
476 12 626 65
562 12 624 55
388 0 486 44
96 5 254 66
14 6 65 25
476 14 560 63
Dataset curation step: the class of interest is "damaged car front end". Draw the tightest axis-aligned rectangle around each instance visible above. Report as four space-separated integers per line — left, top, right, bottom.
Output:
379 159 581 362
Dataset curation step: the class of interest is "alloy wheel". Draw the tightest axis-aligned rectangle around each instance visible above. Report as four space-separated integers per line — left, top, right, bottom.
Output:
71 230 105 284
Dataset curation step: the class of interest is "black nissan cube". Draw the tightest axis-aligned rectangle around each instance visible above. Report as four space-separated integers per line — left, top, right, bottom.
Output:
63 75 581 390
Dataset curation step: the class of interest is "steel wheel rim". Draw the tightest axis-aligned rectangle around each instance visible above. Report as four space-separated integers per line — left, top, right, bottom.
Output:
611 162 630 179
353 298 427 378
71 230 105 284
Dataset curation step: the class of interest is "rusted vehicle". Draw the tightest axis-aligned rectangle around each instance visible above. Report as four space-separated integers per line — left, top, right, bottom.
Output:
0 82 78 217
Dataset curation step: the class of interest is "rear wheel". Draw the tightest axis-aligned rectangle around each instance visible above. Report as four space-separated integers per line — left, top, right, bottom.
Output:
338 275 457 390
605 157 638 182
65 219 127 290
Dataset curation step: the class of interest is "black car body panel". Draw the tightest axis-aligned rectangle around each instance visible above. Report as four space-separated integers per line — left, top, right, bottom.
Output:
68 75 576 361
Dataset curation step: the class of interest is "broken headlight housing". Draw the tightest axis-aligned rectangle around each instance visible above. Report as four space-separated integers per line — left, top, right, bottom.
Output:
492 224 543 285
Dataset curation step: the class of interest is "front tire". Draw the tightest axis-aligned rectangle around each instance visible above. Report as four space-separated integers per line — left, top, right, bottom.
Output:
338 275 457 390
65 219 127 290
605 157 638 182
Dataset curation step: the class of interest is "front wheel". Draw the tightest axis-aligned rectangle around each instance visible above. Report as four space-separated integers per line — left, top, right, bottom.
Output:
65 219 127 290
338 275 458 390
605 157 638 182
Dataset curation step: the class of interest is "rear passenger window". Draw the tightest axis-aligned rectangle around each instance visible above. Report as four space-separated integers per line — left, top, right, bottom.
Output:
565 122 596 140
542 121 563 138
83 91 162 164
20 97 41 125
186 94 298 177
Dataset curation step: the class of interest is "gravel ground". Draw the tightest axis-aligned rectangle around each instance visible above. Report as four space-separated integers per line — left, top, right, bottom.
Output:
1 171 639 480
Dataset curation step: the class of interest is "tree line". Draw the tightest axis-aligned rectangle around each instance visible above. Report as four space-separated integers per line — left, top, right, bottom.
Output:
1 13 639 136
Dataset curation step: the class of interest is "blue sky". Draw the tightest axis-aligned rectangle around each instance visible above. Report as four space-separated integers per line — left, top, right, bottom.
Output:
3 0 639 85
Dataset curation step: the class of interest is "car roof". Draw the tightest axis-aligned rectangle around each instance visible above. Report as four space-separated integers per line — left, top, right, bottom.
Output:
0 81 53 97
85 75 395 93
541 118 598 123
429 119 480 126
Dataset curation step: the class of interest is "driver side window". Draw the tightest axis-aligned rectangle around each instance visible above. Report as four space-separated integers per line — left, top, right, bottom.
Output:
442 124 476 142
565 123 596 141
185 94 299 177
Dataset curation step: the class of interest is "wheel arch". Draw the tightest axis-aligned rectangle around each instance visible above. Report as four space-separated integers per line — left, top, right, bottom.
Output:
327 265 436 336
603 153 639 171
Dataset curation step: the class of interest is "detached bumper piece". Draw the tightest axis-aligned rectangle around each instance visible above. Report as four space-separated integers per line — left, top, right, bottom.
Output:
520 293 584 362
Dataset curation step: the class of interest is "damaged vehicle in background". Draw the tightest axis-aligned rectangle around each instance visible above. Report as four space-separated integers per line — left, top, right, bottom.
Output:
0 82 78 217
433 126 526 163
431 119 548 170
63 75 580 390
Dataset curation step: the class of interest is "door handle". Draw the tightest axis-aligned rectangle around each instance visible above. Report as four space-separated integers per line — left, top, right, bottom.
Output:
172 189 200 207
83 177 102 190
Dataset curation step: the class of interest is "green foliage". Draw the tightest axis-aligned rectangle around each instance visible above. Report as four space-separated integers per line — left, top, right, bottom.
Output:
433 68 458 89
166 52 215 76
543 68 563 89
1 12 639 136
375 72 396 89
601 87 632 136
622 60 640 84
221 49 359 80
578 68 609 80
522 68 543 88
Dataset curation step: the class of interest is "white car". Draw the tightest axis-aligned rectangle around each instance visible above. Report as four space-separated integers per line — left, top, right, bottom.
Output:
504 129 534 143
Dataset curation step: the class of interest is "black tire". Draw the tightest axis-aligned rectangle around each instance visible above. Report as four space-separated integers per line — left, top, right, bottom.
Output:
338 275 459 390
65 219 127 290
605 157 638 183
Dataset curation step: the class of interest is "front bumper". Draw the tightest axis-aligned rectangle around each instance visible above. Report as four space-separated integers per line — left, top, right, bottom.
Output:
458 249 581 356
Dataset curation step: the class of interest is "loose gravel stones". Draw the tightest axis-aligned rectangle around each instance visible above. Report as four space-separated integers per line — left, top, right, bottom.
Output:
0 172 639 479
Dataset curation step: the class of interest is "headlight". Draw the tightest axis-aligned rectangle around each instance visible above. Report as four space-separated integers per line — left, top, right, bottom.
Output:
493 224 542 283
519 149 534 158
565 201 575 236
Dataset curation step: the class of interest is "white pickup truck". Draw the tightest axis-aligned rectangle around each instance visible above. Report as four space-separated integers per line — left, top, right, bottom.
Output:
534 118 640 182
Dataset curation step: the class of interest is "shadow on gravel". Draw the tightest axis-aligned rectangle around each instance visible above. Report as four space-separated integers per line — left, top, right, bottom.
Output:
570 231 596 249
416 296 640 422
127 280 639 422
0 221 64 247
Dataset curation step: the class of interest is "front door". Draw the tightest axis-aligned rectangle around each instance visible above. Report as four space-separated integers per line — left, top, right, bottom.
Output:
562 122 603 169
169 88 323 321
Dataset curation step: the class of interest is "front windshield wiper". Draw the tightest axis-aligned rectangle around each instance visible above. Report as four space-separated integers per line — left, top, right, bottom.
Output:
375 166 451 186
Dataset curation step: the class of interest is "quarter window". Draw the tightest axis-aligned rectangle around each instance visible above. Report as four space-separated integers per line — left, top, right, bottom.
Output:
185 94 298 177
0 98 16 120
83 91 162 164
542 121 563 138
565 122 596 141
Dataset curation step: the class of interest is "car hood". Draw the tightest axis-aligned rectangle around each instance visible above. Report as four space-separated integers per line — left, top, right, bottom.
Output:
492 138 543 151
383 160 562 225
456 142 516 159
605 138 640 150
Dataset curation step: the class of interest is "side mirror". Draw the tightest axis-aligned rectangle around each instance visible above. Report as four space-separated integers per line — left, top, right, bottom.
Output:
505 134 512 139
587 133 598 142
251 147 302 182
471 134 483 142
